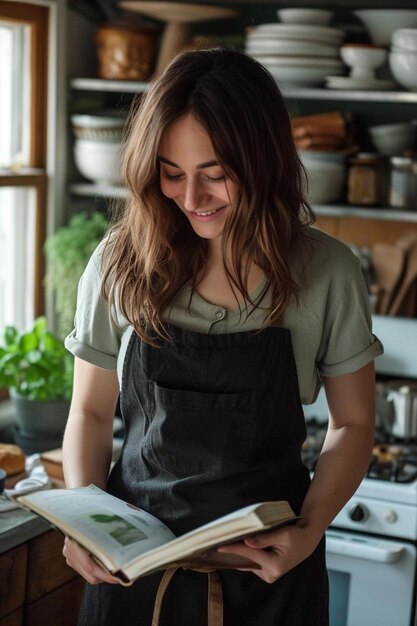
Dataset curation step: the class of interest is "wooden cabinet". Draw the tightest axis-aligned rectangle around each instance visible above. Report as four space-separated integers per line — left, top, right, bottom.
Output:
0 531 84 626
0 544 27 625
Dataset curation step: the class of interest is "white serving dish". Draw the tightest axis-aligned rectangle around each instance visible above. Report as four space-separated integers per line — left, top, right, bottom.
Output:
369 121 417 156
74 139 123 185
353 10 417 46
391 29 417 53
245 38 339 58
340 44 387 79
389 49 417 91
252 55 344 69
277 8 333 26
249 23 345 45
325 75 395 90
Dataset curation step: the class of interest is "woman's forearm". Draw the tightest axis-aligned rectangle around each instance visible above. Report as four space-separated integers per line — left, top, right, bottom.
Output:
299 420 374 536
299 362 376 537
62 410 114 489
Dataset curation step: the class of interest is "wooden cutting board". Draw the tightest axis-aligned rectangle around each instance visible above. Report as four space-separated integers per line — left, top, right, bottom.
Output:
371 243 406 315
389 240 417 317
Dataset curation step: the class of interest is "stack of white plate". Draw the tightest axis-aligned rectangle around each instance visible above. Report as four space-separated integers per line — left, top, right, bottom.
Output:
245 23 346 88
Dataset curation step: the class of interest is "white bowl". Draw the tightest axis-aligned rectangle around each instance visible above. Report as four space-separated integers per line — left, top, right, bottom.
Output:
74 139 123 185
370 122 417 156
277 8 333 26
391 28 417 52
249 23 345 45
245 38 339 58
389 50 417 91
254 56 344 87
340 44 387 79
353 10 417 46
71 112 127 142
299 151 346 204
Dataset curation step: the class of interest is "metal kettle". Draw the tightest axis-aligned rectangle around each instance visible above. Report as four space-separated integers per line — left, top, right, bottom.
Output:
376 380 417 439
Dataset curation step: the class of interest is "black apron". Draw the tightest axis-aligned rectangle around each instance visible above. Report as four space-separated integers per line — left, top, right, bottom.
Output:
78 323 328 626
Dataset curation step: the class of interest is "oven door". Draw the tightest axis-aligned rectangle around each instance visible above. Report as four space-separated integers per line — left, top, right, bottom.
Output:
326 529 417 626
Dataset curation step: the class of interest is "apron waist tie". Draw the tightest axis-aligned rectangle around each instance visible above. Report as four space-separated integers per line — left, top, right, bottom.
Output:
151 567 223 626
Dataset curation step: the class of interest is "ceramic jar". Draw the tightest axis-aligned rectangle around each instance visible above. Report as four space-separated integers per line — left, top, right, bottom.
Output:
347 153 387 206
96 24 157 81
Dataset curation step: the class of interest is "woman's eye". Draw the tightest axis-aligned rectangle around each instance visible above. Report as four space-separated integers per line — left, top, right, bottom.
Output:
162 171 183 181
205 175 226 183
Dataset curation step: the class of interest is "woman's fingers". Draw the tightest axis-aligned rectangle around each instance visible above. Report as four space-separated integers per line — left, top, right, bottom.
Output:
218 526 320 584
63 537 121 585
218 541 286 583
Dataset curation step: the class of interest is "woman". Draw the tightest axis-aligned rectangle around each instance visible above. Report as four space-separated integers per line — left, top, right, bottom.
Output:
63 48 382 625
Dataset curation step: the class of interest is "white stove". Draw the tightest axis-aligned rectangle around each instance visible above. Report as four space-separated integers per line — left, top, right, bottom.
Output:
302 315 417 626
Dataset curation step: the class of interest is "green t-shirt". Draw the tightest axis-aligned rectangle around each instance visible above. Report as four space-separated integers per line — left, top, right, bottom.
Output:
65 226 383 405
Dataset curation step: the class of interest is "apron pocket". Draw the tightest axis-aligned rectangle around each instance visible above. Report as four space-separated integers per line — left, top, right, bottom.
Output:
142 381 256 478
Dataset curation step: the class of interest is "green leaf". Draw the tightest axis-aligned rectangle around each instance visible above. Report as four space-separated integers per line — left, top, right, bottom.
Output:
19 331 38 353
3 326 18 347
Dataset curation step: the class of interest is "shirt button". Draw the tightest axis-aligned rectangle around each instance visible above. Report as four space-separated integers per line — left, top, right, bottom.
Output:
215 309 225 319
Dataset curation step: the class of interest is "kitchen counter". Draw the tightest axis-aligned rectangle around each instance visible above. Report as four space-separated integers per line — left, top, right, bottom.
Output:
0 505 49 554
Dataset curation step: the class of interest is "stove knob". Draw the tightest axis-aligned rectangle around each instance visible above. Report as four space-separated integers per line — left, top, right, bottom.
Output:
349 504 368 523
384 510 398 524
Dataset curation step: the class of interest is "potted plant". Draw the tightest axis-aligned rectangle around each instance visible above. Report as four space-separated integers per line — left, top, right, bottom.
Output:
0 317 74 453
44 210 107 339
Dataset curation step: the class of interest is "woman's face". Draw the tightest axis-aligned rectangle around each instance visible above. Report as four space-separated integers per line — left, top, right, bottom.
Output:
158 114 239 243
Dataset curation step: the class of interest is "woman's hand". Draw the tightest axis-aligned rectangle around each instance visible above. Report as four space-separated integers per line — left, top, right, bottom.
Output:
63 537 122 585
217 524 321 584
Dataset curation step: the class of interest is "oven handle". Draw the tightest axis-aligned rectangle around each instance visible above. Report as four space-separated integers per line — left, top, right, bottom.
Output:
326 534 405 564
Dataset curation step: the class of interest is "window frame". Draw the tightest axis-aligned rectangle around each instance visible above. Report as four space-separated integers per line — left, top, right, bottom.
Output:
0 1 49 317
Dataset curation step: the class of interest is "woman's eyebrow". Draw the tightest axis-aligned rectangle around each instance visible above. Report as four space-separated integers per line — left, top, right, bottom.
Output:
158 156 220 169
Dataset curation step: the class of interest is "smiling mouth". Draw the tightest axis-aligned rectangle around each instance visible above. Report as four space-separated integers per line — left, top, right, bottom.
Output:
194 206 227 217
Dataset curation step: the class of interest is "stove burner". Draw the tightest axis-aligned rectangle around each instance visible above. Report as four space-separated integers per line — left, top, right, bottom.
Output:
302 420 417 483
368 444 417 483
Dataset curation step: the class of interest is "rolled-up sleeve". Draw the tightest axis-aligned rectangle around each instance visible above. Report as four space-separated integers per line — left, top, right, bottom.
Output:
317 255 383 378
64 244 123 370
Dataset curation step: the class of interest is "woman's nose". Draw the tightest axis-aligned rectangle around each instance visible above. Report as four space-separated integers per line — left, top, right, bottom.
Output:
183 180 206 212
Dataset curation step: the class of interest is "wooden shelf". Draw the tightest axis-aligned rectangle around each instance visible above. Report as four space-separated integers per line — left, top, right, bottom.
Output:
70 78 149 93
314 205 417 222
70 78 417 104
283 88 417 104
69 184 417 220
69 183 128 199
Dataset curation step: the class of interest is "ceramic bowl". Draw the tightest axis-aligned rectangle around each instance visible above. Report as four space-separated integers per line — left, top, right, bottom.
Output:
389 49 417 91
74 139 123 185
277 8 333 26
245 38 339 58
369 122 417 156
71 113 127 142
340 44 387 79
353 10 417 46
391 28 417 52
254 56 344 87
299 151 346 204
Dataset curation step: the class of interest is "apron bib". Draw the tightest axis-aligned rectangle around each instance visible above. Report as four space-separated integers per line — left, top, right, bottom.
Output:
78 324 328 626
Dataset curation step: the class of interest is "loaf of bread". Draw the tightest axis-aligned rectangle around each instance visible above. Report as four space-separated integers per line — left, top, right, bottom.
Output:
0 443 26 475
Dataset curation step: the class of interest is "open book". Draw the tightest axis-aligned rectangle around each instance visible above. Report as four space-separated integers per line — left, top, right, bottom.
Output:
14 485 300 585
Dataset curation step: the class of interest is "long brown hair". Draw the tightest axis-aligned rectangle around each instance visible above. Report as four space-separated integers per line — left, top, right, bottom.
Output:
102 47 314 343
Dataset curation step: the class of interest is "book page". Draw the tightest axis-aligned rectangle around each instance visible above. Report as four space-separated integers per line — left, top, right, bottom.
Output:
19 485 175 570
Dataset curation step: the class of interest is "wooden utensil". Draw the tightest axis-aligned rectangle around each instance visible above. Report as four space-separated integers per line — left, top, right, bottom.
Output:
371 243 406 315
388 239 417 317
119 2 239 71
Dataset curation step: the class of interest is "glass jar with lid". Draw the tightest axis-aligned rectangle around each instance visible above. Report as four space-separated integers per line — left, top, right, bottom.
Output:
347 153 387 206
389 157 417 210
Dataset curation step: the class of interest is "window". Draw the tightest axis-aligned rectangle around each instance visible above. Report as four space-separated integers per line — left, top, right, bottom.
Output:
0 1 48 329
